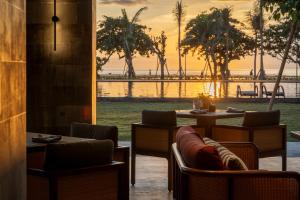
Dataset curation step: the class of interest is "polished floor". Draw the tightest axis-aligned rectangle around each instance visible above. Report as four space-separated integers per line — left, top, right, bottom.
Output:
121 142 300 200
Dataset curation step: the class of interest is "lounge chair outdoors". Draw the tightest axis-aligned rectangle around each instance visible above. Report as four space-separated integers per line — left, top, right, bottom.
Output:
212 110 287 170
262 84 286 98
27 140 127 200
131 110 179 191
172 142 300 200
236 85 258 98
291 131 300 140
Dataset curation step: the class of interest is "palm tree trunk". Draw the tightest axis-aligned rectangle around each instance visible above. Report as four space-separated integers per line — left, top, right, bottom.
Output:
205 52 213 78
178 21 183 80
160 57 165 80
211 53 218 80
253 33 258 79
258 1 265 80
126 56 135 79
268 20 298 111
224 30 229 80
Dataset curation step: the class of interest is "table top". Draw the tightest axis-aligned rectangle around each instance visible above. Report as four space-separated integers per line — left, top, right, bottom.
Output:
176 109 244 120
27 132 95 152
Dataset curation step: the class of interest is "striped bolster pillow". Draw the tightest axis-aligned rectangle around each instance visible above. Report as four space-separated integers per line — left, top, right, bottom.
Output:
203 137 248 170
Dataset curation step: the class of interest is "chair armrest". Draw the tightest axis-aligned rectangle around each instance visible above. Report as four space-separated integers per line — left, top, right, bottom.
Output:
212 125 248 130
249 124 287 130
220 142 259 170
28 161 125 177
212 125 251 142
132 122 178 130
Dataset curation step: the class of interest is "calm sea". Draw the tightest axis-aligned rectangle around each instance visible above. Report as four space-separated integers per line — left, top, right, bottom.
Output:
97 81 300 98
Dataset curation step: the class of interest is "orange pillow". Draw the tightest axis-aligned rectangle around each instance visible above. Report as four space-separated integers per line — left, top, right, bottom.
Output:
176 126 223 170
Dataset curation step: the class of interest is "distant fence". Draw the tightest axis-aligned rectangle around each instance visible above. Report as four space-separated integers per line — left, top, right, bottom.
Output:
97 97 300 103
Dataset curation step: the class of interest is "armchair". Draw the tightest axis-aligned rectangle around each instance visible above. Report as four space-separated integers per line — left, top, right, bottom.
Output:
131 110 179 191
70 122 129 199
211 110 287 170
172 142 300 200
27 140 126 200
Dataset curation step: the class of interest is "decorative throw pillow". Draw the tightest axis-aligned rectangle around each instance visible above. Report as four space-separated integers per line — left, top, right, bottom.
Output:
176 126 224 170
203 137 248 170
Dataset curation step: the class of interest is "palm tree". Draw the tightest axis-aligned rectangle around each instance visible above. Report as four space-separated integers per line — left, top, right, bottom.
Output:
121 7 148 78
262 0 299 110
97 7 153 79
173 0 185 80
258 0 266 80
182 8 254 81
247 5 261 79
152 31 168 80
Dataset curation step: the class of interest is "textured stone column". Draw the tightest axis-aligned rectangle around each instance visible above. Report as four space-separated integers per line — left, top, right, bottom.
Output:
26 0 96 135
0 0 26 198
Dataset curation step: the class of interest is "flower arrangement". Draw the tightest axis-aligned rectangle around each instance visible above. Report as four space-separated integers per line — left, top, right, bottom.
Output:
193 93 212 110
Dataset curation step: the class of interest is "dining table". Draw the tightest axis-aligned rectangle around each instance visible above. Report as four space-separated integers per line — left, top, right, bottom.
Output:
176 109 245 137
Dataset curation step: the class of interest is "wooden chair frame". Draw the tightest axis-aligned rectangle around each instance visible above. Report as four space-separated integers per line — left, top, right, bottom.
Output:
212 124 287 171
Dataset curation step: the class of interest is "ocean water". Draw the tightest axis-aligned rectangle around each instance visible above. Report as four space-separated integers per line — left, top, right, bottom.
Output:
97 81 300 98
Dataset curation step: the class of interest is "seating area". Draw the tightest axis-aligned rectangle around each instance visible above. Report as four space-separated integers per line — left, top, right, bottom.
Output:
24 109 300 199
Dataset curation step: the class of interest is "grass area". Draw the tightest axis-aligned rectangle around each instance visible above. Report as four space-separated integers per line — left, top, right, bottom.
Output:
96 101 300 141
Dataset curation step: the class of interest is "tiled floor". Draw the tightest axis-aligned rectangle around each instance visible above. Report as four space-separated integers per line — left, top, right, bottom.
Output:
120 141 300 200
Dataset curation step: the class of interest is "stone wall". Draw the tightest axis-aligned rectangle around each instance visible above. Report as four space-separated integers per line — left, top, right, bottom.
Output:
26 0 96 134
0 0 26 198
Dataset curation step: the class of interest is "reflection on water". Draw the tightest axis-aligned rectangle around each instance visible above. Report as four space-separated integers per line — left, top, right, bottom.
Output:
97 81 300 98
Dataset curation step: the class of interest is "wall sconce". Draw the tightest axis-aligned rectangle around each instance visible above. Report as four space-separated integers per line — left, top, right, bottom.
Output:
52 0 59 51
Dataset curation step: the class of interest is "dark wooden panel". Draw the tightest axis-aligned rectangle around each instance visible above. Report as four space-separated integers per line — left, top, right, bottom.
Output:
26 0 96 134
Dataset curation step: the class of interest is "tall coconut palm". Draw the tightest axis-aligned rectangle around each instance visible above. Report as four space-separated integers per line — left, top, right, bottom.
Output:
247 5 261 79
262 0 300 110
96 7 153 79
121 7 148 78
173 0 185 80
152 31 168 80
258 0 266 80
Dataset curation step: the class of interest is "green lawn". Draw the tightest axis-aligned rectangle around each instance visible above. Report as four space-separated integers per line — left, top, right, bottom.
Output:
96 101 300 141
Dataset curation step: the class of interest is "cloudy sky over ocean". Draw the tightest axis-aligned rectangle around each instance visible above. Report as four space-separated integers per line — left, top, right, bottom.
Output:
96 0 297 75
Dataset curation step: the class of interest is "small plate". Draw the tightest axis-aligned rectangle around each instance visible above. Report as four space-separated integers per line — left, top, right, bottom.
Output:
190 109 208 114
32 135 62 143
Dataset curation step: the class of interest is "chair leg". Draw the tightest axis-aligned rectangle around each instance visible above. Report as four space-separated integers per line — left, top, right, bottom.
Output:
131 151 136 185
282 152 287 171
168 157 172 192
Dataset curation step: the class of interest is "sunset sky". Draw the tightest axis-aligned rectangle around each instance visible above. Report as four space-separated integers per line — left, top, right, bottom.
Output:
96 0 296 75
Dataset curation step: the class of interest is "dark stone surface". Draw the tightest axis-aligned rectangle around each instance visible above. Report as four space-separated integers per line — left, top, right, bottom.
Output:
26 0 96 135
0 0 26 198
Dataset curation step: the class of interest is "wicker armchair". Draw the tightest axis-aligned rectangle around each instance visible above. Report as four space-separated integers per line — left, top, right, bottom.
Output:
70 122 129 200
131 110 181 191
212 110 287 171
172 143 300 200
27 140 127 200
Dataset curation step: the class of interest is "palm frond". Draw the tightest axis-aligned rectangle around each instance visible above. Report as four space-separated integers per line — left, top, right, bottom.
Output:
131 7 148 23
122 9 129 22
